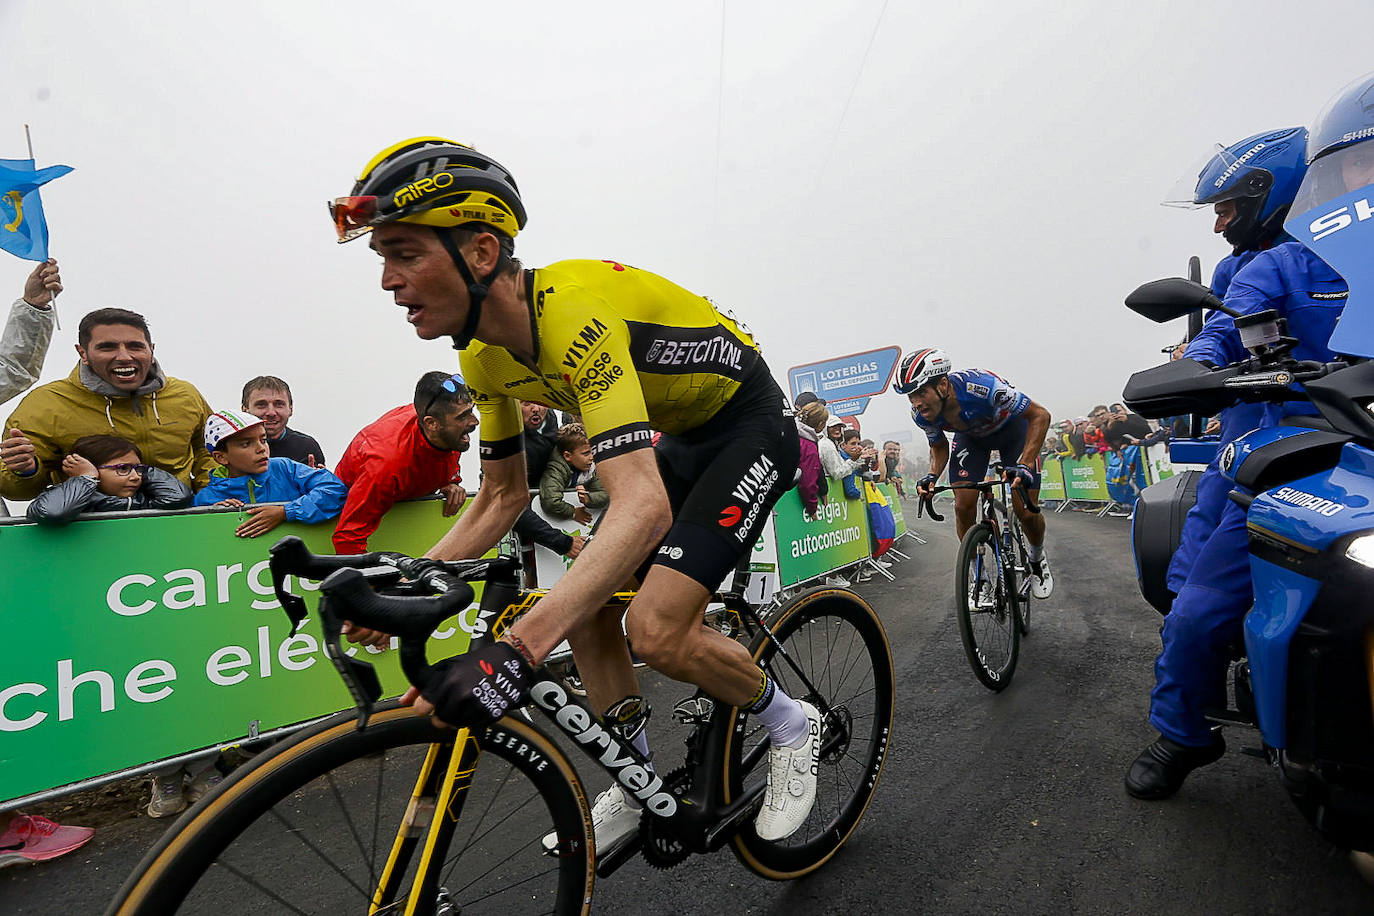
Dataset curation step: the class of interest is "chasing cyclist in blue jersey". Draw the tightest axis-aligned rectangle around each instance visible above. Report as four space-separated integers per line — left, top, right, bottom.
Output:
896 348 1055 599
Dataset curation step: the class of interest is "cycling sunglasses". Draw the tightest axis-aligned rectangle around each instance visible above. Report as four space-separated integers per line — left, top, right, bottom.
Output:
421 372 469 420
329 196 381 243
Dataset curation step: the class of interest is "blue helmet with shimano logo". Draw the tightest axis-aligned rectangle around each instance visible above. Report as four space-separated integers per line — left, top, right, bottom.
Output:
1289 72 1374 229
1307 72 1374 165
1190 127 1309 252
1286 71 1374 359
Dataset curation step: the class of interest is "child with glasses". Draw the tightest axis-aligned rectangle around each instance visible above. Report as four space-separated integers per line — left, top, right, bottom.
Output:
26 434 192 525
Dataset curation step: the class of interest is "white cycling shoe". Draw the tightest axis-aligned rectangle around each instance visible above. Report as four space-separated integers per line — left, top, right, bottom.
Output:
1030 556 1054 599
968 579 996 612
755 701 821 841
542 784 641 856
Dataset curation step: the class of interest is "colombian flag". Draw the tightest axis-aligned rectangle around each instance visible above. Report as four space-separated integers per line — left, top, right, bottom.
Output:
864 480 896 558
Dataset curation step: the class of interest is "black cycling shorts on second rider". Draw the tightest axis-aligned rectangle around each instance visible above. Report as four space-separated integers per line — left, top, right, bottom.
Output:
949 417 1041 489
640 363 799 589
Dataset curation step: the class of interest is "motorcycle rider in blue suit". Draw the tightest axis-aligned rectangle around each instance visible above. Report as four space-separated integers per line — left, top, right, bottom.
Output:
1163 128 1309 596
1125 109 1370 799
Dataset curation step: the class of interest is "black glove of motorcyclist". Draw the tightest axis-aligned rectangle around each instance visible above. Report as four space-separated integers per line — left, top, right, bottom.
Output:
422 641 533 726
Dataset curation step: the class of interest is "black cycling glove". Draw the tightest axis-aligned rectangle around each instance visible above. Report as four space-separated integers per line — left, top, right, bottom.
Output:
422 641 533 726
917 473 938 492
1005 464 1037 489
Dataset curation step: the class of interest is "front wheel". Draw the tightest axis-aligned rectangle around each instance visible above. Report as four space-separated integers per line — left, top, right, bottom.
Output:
107 703 595 916
721 587 895 879
1011 533 1031 637
955 522 1020 691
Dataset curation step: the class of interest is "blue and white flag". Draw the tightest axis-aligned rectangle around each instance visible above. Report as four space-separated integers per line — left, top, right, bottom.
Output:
0 158 73 262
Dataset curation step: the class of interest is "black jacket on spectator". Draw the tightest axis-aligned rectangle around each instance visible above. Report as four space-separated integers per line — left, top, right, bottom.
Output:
1105 414 1152 450
268 427 326 466
27 467 193 525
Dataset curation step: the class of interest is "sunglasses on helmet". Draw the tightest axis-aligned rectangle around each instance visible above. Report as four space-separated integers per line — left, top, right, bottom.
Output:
329 196 381 243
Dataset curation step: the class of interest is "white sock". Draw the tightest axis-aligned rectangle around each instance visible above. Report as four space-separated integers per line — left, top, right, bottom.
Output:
1027 543 1044 563
751 679 809 747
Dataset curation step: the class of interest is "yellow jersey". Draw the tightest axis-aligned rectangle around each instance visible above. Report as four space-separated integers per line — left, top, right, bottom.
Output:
461 259 762 461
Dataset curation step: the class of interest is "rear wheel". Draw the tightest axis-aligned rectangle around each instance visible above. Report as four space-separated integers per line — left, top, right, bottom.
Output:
955 522 1020 691
722 587 895 879
107 704 594 916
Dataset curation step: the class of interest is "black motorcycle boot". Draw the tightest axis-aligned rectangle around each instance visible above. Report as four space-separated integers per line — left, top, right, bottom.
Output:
1124 731 1226 800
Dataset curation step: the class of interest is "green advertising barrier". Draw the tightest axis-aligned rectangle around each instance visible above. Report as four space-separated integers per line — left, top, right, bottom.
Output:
0 500 468 803
770 489 871 587
1143 443 1175 484
1060 454 1111 501
1038 459 1066 500
877 482 907 538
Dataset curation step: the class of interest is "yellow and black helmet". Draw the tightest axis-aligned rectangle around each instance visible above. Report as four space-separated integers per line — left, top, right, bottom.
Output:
331 137 527 243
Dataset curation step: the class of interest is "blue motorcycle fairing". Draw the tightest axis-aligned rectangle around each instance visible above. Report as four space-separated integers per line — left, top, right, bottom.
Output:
1218 425 1322 483
1246 442 1374 553
1244 441 1374 751
1243 557 1323 748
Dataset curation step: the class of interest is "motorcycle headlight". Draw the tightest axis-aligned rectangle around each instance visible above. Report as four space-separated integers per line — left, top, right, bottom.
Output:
1345 533 1374 568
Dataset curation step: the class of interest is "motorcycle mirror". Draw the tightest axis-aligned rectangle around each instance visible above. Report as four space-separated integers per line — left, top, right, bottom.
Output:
1125 277 1239 322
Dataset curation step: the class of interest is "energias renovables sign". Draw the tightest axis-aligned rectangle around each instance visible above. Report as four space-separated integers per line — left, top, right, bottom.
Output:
787 346 900 418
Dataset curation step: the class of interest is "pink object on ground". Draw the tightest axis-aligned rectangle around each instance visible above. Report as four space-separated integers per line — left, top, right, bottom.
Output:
0 814 95 867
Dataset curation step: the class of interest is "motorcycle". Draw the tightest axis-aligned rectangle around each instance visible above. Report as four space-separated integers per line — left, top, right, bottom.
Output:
1124 276 1374 849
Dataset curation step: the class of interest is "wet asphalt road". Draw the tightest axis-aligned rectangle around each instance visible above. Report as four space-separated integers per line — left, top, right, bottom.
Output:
3 507 1372 915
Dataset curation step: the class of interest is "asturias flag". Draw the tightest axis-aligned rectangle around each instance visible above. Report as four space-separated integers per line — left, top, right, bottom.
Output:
0 158 73 262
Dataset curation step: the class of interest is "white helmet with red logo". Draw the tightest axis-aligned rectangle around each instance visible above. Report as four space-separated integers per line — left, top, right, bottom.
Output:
893 348 952 394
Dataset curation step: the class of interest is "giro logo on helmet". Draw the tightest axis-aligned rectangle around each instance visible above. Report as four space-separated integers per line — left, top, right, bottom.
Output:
392 171 455 208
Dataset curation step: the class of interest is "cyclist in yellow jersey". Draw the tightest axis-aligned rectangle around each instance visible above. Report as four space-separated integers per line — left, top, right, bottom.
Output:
330 138 819 847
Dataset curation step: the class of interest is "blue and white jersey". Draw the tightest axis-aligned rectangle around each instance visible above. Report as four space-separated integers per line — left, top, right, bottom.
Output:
912 368 1030 444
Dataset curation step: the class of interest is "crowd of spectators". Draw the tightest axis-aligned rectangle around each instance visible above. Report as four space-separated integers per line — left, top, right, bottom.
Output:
1042 403 1168 461
791 391 905 586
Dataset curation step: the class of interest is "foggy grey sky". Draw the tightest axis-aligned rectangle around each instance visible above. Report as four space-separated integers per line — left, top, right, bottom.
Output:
3 0 1370 477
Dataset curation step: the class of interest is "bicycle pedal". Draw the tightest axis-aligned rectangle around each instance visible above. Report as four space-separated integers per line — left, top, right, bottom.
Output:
672 696 714 725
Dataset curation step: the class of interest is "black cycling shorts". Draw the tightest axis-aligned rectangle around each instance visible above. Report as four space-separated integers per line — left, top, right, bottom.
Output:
949 417 1041 489
640 363 799 589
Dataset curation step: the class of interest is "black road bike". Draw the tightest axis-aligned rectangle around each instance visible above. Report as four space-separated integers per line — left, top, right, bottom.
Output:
107 537 895 915
919 468 1040 691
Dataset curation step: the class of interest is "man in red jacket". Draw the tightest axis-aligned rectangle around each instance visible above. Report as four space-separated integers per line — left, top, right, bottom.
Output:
332 371 476 554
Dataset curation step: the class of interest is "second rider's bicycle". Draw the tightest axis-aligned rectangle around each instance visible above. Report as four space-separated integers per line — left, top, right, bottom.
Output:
107 538 895 915
919 466 1040 691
